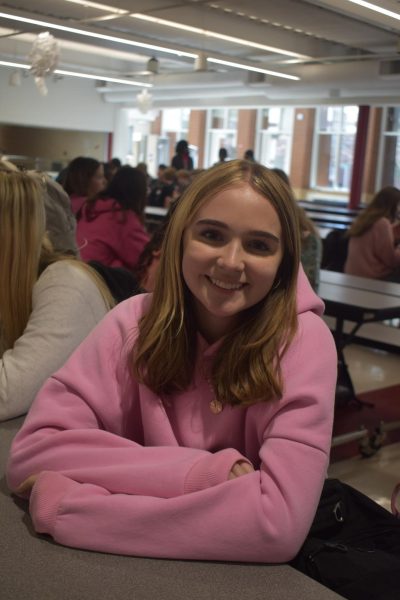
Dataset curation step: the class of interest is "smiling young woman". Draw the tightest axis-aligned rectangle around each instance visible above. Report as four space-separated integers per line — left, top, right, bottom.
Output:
7 160 337 564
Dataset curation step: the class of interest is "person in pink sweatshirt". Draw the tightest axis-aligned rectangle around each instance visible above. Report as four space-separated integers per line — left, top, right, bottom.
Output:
344 186 400 281
7 160 337 563
76 165 150 272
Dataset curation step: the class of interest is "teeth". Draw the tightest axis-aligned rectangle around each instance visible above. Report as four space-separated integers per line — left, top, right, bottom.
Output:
209 277 244 290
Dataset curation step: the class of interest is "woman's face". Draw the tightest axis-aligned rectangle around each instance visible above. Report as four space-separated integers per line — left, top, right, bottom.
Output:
182 182 283 343
87 164 106 196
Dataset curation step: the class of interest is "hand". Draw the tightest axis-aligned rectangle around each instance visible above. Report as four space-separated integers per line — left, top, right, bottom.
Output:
16 474 39 494
228 460 255 480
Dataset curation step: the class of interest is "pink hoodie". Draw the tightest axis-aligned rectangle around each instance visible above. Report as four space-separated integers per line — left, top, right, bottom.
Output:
345 217 400 279
7 269 337 563
77 197 150 271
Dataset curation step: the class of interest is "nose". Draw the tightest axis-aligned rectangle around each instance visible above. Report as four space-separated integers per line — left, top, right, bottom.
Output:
216 240 245 272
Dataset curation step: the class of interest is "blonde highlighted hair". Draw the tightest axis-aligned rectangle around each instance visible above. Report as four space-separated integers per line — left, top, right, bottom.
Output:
132 159 301 407
0 170 113 351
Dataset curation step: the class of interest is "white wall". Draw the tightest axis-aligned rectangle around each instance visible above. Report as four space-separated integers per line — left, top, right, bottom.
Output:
0 68 116 132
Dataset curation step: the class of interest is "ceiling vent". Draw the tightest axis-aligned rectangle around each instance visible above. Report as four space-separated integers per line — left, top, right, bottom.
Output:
379 60 400 78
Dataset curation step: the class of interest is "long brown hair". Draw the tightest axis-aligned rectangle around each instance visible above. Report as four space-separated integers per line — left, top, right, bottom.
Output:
348 186 400 237
132 160 301 407
0 171 113 352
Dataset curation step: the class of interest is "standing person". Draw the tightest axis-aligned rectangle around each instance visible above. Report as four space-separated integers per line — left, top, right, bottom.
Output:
171 139 193 170
76 165 150 272
7 160 337 563
215 147 228 164
344 186 400 281
244 149 256 161
0 170 113 421
63 156 106 215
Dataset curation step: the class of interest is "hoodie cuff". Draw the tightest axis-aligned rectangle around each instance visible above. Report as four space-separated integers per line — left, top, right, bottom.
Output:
183 448 251 494
30 471 79 537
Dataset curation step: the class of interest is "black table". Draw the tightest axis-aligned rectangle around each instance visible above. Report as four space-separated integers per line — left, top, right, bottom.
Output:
0 417 343 600
318 278 400 405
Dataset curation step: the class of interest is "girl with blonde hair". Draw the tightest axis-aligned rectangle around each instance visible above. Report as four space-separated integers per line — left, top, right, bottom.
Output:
0 170 113 421
7 160 336 563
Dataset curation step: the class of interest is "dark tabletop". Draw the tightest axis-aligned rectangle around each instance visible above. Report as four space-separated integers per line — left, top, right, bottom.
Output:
0 417 343 600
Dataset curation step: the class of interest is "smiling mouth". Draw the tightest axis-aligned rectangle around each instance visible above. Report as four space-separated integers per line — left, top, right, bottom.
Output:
207 276 246 291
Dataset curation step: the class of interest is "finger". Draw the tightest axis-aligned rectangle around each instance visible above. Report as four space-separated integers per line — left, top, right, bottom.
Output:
16 474 38 494
240 462 255 474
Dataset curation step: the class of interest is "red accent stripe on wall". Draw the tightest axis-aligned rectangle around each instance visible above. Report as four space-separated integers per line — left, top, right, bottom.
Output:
349 105 370 209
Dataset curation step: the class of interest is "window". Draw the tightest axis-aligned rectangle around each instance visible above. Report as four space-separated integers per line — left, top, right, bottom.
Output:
312 106 358 191
205 109 238 166
256 108 294 171
379 107 400 188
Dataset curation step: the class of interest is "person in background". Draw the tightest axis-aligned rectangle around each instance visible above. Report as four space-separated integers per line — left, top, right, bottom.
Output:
147 164 166 205
32 172 78 256
63 156 106 216
215 148 228 164
1 159 78 256
171 139 193 171
136 162 153 195
148 167 177 208
106 157 122 182
244 149 256 161
0 169 113 422
7 160 336 563
77 165 150 272
272 168 322 290
345 186 400 281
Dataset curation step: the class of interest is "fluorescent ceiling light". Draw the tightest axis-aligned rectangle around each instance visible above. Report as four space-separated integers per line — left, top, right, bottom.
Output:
131 13 309 59
0 60 29 69
62 0 128 14
55 70 152 86
0 11 198 58
0 60 151 86
207 57 300 80
343 0 400 20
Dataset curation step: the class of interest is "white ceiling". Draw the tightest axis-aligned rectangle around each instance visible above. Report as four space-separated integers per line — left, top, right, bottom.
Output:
1 0 400 107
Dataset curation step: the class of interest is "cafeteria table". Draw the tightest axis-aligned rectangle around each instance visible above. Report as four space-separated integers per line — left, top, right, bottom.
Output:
318 277 400 405
0 417 343 600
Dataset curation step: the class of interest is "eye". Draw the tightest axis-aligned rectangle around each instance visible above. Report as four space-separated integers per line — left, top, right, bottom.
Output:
198 228 224 243
246 239 271 254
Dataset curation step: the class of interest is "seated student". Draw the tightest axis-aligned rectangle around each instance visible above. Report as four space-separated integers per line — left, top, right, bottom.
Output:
272 168 322 290
0 170 114 422
7 160 336 563
31 171 78 256
77 165 150 272
63 156 106 216
345 186 400 281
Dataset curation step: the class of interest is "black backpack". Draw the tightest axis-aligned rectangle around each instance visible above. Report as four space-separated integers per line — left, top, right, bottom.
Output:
321 229 349 272
89 260 142 303
291 478 400 600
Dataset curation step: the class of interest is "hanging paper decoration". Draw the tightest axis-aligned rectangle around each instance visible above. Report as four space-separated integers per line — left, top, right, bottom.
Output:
29 32 59 96
136 88 153 114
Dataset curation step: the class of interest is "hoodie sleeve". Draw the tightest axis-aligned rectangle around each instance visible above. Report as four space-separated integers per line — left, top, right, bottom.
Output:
7 294 337 563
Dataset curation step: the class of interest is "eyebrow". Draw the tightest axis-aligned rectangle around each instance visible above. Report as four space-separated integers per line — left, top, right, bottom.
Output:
194 219 280 244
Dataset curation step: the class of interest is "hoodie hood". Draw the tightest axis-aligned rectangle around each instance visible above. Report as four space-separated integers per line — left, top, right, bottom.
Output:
82 197 121 218
296 264 324 317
